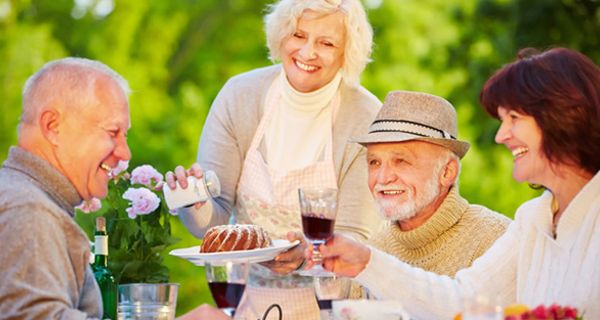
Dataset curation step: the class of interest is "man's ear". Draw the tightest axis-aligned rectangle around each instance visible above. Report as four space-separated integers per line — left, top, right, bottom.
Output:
440 157 459 187
39 108 61 145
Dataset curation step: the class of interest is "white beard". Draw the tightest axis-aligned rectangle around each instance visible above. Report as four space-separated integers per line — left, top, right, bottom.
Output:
374 169 442 222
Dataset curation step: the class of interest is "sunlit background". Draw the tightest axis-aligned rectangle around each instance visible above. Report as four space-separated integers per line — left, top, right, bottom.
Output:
2 0 600 315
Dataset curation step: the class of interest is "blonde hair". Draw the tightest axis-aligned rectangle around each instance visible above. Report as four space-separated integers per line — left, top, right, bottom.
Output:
20 57 129 125
264 0 373 88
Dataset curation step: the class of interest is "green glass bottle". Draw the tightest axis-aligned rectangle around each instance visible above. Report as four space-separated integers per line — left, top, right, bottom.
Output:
92 217 117 320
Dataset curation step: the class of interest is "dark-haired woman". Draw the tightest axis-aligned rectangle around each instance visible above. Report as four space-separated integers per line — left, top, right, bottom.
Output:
312 47 600 319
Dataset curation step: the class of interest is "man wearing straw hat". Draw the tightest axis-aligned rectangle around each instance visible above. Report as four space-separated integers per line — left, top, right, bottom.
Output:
351 90 510 285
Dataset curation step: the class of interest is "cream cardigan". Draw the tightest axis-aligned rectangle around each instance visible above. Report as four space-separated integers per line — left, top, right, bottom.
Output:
356 171 600 320
179 65 383 241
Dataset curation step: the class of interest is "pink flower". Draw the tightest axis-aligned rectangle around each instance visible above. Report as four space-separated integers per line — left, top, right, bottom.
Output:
76 198 102 213
130 165 163 187
111 160 129 177
122 187 160 218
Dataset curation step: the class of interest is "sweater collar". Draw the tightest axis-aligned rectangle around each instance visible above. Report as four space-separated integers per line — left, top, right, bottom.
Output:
2 146 82 216
388 186 468 249
554 170 600 244
281 70 341 113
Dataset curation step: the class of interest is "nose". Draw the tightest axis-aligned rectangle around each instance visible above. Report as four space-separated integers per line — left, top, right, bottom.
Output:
299 41 317 60
115 137 132 161
378 163 397 184
494 120 510 144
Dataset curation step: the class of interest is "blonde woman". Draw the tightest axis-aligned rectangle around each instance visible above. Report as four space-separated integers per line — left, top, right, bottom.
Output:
166 0 382 318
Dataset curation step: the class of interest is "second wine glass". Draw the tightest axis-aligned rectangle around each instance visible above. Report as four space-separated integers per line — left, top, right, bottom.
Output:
205 261 250 317
298 187 337 277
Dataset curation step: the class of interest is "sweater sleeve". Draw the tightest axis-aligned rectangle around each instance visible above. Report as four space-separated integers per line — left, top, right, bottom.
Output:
335 145 381 241
332 86 383 242
355 219 520 319
0 204 99 319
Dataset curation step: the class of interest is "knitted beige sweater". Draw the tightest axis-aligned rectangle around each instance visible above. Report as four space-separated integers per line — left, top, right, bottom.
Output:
352 186 510 297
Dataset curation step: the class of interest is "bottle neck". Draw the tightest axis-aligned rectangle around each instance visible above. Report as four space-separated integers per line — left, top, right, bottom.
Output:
94 254 108 268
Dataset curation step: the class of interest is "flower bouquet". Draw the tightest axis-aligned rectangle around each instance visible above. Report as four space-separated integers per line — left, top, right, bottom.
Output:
77 161 180 284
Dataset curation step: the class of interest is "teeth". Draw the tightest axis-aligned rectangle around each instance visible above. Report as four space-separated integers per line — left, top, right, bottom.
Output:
382 190 402 195
295 60 318 72
100 163 114 178
512 147 529 158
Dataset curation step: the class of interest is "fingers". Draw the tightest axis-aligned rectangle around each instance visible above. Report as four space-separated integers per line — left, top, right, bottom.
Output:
286 230 305 243
174 165 188 188
164 163 205 190
318 234 344 258
260 259 300 275
188 163 205 178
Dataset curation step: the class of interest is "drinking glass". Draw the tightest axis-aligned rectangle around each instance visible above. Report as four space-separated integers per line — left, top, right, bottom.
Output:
298 187 337 277
313 276 351 320
462 294 503 320
117 283 179 320
205 261 250 317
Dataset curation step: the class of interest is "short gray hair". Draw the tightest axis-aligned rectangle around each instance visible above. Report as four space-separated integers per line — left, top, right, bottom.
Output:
433 147 461 187
20 57 130 125
264 0 373 88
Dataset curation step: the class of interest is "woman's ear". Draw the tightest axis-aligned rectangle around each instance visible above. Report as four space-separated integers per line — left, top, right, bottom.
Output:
440 157 459 187
39 108 61 145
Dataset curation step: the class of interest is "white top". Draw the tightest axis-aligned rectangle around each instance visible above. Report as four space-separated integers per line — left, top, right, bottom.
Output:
356 170 600 320
264 71 341 172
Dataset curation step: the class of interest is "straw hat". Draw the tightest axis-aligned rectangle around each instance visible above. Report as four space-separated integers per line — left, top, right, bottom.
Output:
353 90 470 158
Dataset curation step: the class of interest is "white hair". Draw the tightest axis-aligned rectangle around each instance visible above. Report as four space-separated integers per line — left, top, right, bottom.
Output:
264 0 373 88
20 57 130 125
437 147 461 187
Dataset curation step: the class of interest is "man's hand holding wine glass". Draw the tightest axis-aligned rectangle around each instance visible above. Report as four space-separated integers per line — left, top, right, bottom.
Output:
307 234 371 278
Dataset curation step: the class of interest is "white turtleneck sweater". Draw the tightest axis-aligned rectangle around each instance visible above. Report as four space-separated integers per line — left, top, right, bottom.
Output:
264 71 341 173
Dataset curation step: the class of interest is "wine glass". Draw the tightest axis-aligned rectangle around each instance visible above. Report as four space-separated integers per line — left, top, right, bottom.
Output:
462 294 503 320
205 261 250 317
298 187 337 277
313 276 351 320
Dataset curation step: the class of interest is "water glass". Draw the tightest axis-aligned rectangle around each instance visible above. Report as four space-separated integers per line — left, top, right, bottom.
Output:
462 294 503 320
117 283 179 320
314 276 351 320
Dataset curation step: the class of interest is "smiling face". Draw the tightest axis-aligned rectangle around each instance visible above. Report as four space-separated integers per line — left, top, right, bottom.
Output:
367 141 453 225
54 75 131 200
495 106 551 185
280 10 346 93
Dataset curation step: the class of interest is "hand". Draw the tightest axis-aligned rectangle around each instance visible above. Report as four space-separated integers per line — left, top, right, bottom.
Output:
260 231 307 275
314 233 371 278
164 163 206 209
177 304 231 320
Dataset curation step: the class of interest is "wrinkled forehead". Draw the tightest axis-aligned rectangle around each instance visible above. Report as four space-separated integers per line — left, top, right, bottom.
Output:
80 76 130 128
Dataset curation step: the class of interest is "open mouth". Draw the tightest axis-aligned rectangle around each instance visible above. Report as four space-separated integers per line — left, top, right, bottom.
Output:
375 189 406 198
294 59 319 72
100 163 113 177
511 147 529 159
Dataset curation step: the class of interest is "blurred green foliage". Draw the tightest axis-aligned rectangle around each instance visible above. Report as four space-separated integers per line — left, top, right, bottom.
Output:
2 0 600 315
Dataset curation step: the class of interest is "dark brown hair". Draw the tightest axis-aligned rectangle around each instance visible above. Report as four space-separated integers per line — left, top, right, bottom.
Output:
480 47 600 175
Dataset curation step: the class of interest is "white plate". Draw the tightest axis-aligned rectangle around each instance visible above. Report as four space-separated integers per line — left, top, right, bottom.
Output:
169 239 300 266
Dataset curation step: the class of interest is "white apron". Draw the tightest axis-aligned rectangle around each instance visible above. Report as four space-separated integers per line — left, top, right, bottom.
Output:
234 75 339 320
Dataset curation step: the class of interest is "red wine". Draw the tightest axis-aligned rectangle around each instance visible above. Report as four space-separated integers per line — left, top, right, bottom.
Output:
302 214 335 241
208 282 246 309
